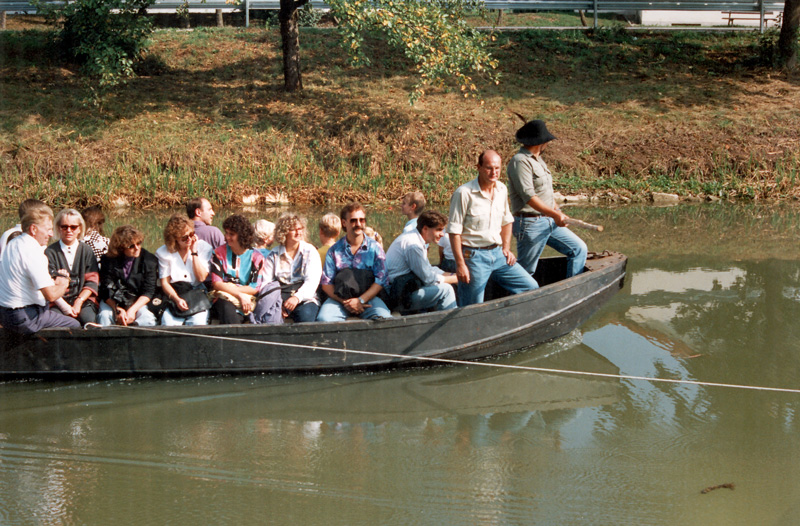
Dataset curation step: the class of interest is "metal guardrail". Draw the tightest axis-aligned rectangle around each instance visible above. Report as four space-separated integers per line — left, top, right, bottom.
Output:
0 0 785 30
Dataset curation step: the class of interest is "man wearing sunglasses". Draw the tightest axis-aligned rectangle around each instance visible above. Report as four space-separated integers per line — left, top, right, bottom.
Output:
317 202 392 322
0 205 81 334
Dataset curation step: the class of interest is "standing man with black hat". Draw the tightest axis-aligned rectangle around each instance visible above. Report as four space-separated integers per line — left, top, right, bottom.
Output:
506 120 587 282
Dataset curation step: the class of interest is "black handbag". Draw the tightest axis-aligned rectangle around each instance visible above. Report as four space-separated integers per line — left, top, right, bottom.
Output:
280 281 304 303
169 284 212 318
389 272 424 311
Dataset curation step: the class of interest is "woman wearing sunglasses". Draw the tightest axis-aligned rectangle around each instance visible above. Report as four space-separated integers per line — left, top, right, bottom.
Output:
155 215 213 326
97 225 159 327
44 209 101 326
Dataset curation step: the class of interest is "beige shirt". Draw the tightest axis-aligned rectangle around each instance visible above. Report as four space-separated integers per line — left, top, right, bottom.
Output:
506 148 555 214
447 178 514 248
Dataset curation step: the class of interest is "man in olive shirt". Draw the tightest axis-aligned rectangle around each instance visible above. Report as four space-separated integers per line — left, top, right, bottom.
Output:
447 150 537 307
506 120 587 281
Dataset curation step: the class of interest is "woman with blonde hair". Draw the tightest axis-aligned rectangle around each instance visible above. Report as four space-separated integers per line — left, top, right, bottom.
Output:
45 208 100 326
253 219 275 251
156 214 213 326
97 225 159 327
263 212 322 323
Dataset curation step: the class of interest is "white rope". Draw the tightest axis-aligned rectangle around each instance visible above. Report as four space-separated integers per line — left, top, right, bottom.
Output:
118 325 800 395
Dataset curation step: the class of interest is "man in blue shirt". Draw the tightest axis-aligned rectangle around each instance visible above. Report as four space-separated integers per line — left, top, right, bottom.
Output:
386 210 457 313
317 202 392 321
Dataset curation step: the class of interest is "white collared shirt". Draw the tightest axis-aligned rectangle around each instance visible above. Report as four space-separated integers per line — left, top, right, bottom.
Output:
0 233 54 308
263 240 322 304
155 240 213 285
446 178 514 248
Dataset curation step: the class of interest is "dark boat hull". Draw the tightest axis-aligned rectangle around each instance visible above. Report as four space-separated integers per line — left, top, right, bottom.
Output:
0 252 626 378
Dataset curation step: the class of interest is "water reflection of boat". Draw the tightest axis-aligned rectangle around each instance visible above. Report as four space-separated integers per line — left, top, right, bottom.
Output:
0 341 621 426
0 253 626 379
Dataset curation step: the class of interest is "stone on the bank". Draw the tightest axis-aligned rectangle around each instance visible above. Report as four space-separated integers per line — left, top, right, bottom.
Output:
264 192 290 205
564 194 589 203
112 197 130 208
651 192 680 203
242 194 260 205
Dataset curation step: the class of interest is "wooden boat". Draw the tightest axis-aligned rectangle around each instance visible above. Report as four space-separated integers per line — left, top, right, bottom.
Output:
0 251 626 378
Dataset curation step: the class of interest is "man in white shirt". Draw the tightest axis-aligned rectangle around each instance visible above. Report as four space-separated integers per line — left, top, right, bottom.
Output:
447 150 537 306
386 210 457 313
0 205 81 334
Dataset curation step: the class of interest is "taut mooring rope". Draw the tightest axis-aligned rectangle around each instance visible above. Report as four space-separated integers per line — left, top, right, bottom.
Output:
109 325 800 395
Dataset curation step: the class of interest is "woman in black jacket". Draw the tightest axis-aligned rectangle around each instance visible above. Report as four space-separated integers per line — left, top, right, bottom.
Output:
97 225 159 327
45 208 100 326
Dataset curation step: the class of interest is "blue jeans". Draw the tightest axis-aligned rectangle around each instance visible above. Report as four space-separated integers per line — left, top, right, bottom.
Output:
405 283 457 313
98 301 157 327
287 300 320 323
513 216 587 280
161 307 209 326
458 246 538 307
316 296 392 322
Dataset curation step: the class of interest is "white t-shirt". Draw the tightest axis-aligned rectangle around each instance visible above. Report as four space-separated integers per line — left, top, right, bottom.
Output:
0 233 54 308
437 234 454 260
0 224 22 256
155 240 213 285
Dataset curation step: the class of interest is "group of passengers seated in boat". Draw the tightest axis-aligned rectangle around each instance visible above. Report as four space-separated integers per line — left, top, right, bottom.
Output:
0 194 464 334
0 120 590 335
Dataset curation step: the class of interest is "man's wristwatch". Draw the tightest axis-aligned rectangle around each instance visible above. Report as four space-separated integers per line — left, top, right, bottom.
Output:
358 297 366 305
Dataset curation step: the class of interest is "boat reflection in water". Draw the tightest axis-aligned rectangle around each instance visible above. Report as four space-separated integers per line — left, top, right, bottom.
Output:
0 331 619 429
0 333 621 524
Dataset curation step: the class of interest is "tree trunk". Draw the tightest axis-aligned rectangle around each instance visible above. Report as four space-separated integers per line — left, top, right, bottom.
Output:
779 0 800 70
216 9 223 27
279 0 304 91
1 11 6 30
579 10 588 26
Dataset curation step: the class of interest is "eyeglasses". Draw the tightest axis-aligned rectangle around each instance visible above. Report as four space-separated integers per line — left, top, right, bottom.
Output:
180 233 194 242
127 243 142 250
349 218 366 224
59 224 80 231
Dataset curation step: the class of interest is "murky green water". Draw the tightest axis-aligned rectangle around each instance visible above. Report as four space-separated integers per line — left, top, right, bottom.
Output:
2 203 800 525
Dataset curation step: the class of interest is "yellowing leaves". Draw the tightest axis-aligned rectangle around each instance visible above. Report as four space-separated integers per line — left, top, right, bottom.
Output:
331 0 500 104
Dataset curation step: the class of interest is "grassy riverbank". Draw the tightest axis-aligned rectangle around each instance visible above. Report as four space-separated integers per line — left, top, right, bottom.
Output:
1 19 799 208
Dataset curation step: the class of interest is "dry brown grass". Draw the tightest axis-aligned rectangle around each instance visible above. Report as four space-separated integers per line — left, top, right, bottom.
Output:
1 20 799 208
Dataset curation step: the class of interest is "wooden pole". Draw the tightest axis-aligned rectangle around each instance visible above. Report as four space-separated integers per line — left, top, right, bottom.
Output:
565 217 604 232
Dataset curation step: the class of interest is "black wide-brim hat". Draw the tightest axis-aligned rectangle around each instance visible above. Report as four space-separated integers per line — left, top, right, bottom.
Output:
516 120 556 146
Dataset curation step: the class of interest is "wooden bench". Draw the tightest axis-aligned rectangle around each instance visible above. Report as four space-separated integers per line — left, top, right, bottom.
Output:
722 11 782 26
